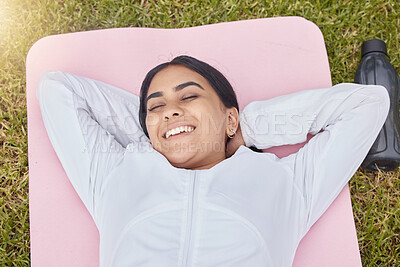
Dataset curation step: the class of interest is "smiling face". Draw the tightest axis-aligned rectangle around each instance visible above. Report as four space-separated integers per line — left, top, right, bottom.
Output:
145 65 238 170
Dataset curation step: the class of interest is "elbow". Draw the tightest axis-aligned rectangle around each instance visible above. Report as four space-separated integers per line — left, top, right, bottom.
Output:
36 71 64 100
37 72 51 101
372 85 390 104
39 71 63 84
373 85 390 119
358 84 390 120
369 85 390 130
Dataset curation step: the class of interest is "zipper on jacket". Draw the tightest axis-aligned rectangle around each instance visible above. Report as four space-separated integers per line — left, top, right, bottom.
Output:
181 171 198 266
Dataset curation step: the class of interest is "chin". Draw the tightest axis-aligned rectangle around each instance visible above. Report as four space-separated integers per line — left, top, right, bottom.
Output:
162 148 196 168
164 151 196 169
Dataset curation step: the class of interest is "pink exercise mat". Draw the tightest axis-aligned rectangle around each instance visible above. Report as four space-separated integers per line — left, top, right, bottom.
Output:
27 17 362 266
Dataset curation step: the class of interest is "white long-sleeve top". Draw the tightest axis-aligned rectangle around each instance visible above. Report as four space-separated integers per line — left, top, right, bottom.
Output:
37 71 389 267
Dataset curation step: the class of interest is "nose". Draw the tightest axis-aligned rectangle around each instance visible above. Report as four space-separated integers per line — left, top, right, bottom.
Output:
163 104 184 121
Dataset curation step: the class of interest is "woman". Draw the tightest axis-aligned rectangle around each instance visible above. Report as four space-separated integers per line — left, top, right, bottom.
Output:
37 55 389 266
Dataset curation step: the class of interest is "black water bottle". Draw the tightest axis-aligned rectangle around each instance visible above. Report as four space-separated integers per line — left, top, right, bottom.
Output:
354 39 400 171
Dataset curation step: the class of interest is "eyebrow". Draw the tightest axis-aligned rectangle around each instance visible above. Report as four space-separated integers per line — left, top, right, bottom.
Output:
146 81 204 103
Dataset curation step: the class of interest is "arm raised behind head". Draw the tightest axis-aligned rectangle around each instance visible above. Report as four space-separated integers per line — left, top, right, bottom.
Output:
239 83 390 231
36 71 149 220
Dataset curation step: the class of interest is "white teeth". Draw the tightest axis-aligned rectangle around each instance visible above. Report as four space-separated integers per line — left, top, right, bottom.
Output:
165 126 194 139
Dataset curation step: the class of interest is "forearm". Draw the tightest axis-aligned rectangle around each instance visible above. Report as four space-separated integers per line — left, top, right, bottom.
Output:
239 83 389 149
38 71 148 147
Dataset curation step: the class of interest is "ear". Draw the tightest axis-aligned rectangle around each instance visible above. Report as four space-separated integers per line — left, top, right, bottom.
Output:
225 107 239 136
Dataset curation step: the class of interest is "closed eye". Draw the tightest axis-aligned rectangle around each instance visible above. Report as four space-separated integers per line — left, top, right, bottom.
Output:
148 104 164 112
182 95 198 101
148 95 198 112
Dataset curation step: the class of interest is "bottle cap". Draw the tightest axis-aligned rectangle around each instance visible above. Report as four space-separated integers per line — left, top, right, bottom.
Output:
361 39 388 57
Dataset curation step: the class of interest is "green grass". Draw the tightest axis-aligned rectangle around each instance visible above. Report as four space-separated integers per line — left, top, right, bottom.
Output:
0 0 399 265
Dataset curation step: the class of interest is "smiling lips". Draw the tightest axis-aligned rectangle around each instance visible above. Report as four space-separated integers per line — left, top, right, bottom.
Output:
165 125 195 139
